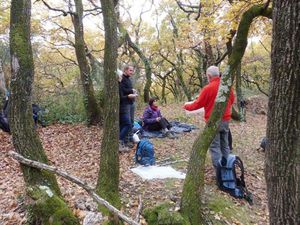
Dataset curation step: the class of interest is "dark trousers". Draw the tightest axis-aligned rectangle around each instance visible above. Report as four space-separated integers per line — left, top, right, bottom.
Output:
119 104 132 142
147 117 171 131
209 121 231 169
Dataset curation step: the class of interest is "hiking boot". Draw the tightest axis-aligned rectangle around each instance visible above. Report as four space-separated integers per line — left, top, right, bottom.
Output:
125 142 135 148
119 142 130 153
167 131 177 139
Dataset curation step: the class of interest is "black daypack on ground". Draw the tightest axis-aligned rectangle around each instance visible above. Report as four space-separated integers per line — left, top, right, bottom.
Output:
217 154 253 204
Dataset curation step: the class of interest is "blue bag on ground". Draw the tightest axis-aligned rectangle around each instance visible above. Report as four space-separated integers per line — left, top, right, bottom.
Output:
135 139 155 166
217 154 253 204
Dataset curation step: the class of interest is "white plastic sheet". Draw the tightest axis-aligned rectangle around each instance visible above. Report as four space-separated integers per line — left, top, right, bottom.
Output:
131 165 186 180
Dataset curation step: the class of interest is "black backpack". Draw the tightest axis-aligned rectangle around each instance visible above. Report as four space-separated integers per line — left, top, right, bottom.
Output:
216 154 253 204
0 112 10 133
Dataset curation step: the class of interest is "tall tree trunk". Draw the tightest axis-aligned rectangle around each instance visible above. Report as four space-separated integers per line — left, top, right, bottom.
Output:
96 0 121 224
265 1 300 224
0 60 7 110
175 56 192 101
9 1 79 224
73 0 100 125
126 35 152 103
235 63 245 121
168 15 191 101
119 25 152 103
180 5 272 224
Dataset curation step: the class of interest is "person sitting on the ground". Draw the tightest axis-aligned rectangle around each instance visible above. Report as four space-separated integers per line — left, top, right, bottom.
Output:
142 97 176 139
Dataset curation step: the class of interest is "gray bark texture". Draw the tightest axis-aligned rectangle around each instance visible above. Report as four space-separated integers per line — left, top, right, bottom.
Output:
265 1 300 225
96 1 121 224
73 0 100 125
9 1 79 224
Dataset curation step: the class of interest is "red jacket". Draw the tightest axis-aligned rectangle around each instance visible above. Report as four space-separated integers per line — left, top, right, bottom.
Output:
184 77 235 122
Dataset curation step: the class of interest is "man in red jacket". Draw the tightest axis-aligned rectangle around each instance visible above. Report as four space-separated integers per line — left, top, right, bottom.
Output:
184 66 235 169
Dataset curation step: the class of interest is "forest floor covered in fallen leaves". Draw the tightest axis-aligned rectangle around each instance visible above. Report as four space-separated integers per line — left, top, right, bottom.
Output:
0 96 268 225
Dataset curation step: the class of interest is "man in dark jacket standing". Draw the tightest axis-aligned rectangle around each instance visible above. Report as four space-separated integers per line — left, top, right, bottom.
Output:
119 65 137 151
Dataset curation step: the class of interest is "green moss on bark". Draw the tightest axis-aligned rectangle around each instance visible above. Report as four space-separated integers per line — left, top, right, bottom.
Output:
26 186 80 225
144 203 190 225
180 4 272 225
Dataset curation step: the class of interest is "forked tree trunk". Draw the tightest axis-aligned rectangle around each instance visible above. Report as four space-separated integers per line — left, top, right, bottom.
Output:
265 1 300 224
96 0 121 224
9 1 79 224
180 5 272 224
73 0 100 125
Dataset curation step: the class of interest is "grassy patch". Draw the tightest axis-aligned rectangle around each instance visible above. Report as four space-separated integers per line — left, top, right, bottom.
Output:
207 192 252 225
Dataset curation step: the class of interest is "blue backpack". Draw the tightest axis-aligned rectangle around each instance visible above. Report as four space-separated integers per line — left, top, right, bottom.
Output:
135 139 155 166
217 154 253 204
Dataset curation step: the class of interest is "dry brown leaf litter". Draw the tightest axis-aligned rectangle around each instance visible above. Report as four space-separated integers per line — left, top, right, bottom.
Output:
0 98 268 225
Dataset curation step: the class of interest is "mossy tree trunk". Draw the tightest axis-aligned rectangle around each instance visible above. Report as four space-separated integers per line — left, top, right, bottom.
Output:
126 35 152 103
9 1 79 224
265 1 300 224
235 63 245 121
170 16 192 101
72 0 100 125
180 5 272 224
96 0 121 224
119 25 152 103
0 60 7 109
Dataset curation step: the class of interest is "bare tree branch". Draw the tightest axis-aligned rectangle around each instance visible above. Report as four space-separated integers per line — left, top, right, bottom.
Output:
242 72 269 96
135 195 143 223
9 151 141 225
39 0 74 16
175 0 202 20
259 40 271 54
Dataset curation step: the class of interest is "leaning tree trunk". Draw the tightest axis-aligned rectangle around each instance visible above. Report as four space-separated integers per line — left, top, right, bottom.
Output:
9 1 79 224
96 0 121 224
180 5 272 224
265 1 300 225
73 0 100 125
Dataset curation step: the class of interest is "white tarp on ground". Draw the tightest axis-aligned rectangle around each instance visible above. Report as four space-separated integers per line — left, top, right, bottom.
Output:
131 165 186 180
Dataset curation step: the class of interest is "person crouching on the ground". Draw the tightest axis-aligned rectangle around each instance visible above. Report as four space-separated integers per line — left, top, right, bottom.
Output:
142 97 176 139
183 65 235 170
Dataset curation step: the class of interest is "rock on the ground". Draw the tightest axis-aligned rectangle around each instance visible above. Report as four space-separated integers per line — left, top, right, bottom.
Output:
83 211 103 225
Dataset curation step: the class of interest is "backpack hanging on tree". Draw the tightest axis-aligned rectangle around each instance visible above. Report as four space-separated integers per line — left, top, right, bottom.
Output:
135 139 155 166
216 154 253 204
